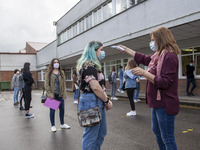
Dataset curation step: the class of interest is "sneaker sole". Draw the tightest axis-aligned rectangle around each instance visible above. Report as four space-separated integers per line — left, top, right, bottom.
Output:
25 114 34 118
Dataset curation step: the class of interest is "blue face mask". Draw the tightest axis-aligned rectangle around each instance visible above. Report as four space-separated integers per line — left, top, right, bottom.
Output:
189 63 193 67
98 51 105 60
149 41 158 52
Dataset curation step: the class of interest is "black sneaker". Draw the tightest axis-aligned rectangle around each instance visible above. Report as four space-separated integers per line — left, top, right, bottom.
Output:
25 112 34 118
190 92 194 96
19 107 25 110
187 93 191 96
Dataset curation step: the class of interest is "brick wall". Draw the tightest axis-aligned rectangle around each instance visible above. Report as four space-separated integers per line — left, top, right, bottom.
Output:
0 71 38 89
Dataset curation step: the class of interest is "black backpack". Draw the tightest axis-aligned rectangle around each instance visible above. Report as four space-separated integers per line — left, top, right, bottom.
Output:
108 74 112 84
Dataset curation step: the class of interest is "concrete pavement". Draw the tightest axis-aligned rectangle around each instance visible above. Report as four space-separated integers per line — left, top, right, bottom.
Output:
0 90 200 150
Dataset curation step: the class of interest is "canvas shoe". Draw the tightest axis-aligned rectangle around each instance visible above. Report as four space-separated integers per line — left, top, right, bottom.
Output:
74 100 78 104
60 124 70 129
136 99 141 102
120 90 125 93
25 112 34 118
112 97 118 100
117 89 121 92
126 111 136 116
51 126 57 132
134 99 138 103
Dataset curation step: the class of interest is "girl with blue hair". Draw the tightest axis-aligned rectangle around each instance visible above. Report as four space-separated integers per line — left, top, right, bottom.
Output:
77 41 112 150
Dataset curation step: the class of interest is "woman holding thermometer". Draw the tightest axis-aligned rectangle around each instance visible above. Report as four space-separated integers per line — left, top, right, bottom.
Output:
111 27 180 150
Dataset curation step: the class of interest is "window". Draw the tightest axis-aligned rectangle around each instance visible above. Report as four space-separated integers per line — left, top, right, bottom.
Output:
116 0 127 14
94 8 102 25
79 19 84 33
65 69 72 80
38 70 46 81
86 14 92 30
73 24 77 37
105 59 127 79
103 1 112 21
181 47 200 76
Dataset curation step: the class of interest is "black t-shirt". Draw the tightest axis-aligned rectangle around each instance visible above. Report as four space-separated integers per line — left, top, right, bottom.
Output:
79 61 104 93
186 65 195 79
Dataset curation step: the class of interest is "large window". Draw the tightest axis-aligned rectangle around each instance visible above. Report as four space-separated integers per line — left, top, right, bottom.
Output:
38 70 46 81
86 14 92 30
79 19 84 34
94 8 102 25
181 47 200 77
116 0 127 14
65 69 72 80
103 1 112 21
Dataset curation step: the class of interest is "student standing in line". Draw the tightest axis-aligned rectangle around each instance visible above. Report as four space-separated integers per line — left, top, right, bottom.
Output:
124 59 140 116
23 63 35 118
76 41 112 150
118 66 124 93
72 69 79 104
45 58 70 132
12 69 20 105
186 60 196 96
113 27 180 150
110 66 118 100
19 68 25 110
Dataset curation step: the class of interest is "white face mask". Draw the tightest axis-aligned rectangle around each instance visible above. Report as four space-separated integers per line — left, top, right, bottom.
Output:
54 63 59 69
149 41 158 52
29 66 31 70
17 71 19 74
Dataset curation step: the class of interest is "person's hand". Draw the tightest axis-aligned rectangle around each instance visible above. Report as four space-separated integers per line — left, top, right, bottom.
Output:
132 67 146 76
49 95 54 100
105 100 112 111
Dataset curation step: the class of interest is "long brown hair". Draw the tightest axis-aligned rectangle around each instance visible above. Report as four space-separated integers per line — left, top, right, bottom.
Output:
47 58 64 78
125 59 137 70
150 27 180 55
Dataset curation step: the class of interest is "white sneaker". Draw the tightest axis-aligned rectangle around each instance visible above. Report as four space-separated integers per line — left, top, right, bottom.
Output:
113 97 118 100
25 112 34 118
111 97 114 100
51 126 57 132
126 111 136 116
136 99 141 102
120 91 125 93
74 100 78 104
117 89 121 92
134 99 138 103
60 124 70 129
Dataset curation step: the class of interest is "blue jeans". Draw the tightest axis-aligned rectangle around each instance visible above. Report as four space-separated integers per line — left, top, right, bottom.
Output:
78 93 107 150
50 94 65 126
74 89 79 100
111 82 117 97
13 87 19 103
118 78 123 91
135 83 140 100
151 108 177 150
186 78 196 94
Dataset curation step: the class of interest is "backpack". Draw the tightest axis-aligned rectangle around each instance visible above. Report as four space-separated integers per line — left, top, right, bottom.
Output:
108 74 112 84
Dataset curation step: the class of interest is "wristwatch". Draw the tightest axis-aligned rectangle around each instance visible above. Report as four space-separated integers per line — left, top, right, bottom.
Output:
104 97 110 104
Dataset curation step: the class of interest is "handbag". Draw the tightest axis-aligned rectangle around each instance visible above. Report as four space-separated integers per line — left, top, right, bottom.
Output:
77 69 101 127
41 88 47 103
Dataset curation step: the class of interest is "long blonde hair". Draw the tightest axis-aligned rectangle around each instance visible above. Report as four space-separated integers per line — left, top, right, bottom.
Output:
150 27 180 55
125 59 137 70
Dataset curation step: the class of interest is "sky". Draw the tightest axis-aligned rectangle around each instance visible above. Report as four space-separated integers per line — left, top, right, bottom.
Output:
0 0 80 52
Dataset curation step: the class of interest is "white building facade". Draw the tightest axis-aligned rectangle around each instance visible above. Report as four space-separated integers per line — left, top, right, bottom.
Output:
36 0 200 95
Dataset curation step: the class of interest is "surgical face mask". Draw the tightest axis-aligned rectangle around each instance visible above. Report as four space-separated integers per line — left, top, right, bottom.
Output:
149 41 158 52
54 63 59 69
29 66 31 70
190 63 193 67
17 71 19 74
98 51 105 61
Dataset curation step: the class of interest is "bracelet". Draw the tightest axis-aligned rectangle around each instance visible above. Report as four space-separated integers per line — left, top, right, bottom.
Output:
104 97 110 104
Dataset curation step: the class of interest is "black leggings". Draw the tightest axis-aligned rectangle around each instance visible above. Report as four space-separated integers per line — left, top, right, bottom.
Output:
126 88 136 111
24 85 32 111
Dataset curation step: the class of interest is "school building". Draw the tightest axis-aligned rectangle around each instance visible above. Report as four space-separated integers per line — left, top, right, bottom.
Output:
1 0 200 95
